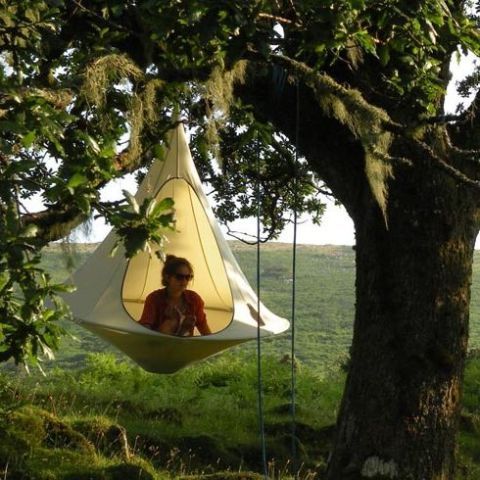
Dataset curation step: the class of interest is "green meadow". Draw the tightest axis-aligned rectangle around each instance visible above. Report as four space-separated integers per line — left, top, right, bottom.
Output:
40 242 357 373
40 241 480 371
1 242 480 479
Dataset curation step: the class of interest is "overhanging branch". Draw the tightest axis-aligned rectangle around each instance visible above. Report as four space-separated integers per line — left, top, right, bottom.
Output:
266 53 480 192
22 205 87 244
415 140 480 191
269 53 403 134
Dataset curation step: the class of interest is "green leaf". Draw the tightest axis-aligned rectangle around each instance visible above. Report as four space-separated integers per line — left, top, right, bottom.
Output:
153 144 165 159
0 120 25 134
21 131 36 148
67 173 89 189
122 190 140 213
0 272 10 293
86 135 101 154
6 159 37 175
50 283 76 294
378 46 390 66
99 144 116 159
151 197 174 217
76 196 91 215
145 198 157 217
25 8 40 23
158 214 176 227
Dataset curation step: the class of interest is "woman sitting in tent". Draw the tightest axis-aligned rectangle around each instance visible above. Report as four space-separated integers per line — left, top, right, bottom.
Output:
139 255 212 336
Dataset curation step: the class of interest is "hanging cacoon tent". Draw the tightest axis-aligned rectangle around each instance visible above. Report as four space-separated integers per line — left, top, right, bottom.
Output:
65 123 290 373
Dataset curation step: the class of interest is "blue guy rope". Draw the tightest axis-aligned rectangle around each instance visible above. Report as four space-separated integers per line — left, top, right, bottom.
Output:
290 79 300 479
255 155 268 479
254 74 300 480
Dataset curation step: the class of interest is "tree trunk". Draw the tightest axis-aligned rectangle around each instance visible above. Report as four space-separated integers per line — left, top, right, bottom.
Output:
326 154 479 479
239 70 480 479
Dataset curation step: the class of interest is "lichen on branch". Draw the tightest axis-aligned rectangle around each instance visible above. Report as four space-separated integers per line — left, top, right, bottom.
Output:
272 54 395 222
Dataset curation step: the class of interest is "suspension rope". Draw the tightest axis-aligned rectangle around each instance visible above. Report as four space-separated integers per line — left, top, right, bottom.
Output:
290 79 300 478
255 79 301 480
255 155 268 479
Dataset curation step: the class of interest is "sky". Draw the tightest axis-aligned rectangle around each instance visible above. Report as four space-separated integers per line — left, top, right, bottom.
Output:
78 52 478 247
30 51 476 247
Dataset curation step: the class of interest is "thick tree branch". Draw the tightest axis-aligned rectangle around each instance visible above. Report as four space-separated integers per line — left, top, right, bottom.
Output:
444 136 480 164
269 53 402 132
415 140 480 191
420 113 468 125
264 53 480 193
22 205 87 244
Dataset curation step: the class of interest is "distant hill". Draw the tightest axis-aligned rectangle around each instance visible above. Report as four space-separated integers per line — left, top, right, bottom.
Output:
40 242 480 375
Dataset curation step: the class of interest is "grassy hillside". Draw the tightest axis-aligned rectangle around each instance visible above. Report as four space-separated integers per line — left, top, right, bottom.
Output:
1 242 480 479
40 241 480 373
2 350 480 479
39 242 355 374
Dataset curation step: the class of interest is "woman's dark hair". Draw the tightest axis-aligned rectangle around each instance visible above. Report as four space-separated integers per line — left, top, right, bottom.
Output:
161 255 194 286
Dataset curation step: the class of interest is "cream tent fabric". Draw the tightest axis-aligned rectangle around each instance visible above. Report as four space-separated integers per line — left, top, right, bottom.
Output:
65 123 290 373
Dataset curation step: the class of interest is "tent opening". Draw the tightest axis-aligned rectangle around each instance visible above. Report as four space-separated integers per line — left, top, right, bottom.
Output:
121 177 234 335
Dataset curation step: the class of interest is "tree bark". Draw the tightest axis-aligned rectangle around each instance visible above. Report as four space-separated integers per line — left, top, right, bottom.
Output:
326 149 479 479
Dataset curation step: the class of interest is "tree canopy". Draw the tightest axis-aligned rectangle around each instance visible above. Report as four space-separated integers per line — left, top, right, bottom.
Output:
2 1 480 477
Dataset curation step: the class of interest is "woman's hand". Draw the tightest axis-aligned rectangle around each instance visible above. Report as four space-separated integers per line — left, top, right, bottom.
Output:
177 315 195 336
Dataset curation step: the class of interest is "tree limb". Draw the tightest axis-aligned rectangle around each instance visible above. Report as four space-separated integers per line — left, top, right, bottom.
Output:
267 52 404 134
266 53 480 191
22 204 87 245
415 139 480 191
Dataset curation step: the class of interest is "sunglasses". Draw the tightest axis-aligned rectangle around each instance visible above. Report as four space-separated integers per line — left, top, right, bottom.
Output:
173 273 194 281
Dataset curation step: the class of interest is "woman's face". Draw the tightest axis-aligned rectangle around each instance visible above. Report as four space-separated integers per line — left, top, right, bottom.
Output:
166 265 193 293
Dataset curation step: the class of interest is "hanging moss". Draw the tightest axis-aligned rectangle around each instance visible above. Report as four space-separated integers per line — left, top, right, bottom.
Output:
124 95 144 166
364 151 393 223
81 54 143 109
203 61 247 158
26 88 74 109
274 54 396 221
205 61 247 118
313 77 393 221
143 79 166 124
81 55 171 169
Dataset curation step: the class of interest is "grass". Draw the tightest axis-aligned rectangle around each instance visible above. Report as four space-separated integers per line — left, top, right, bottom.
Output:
1 241 480 478
2 349 480 479
1 351 343 479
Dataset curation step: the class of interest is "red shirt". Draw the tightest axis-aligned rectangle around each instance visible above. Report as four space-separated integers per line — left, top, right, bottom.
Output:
139 289 209 336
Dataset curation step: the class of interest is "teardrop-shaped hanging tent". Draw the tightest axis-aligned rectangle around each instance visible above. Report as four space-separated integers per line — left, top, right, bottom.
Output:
65 123 289 373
